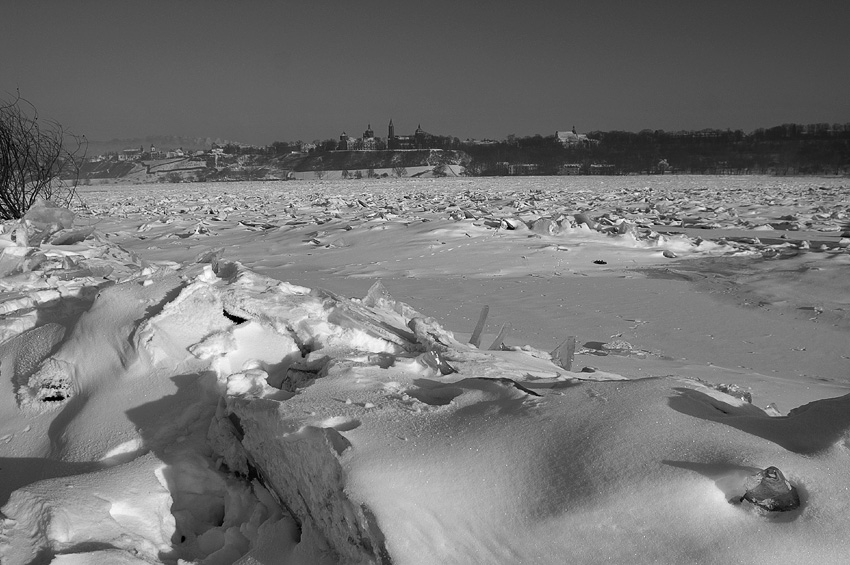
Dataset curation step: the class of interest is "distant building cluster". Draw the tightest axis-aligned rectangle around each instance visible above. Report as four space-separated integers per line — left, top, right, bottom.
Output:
555 126 596 147
88 144 198 163
84 123 599 172
337 120 436 151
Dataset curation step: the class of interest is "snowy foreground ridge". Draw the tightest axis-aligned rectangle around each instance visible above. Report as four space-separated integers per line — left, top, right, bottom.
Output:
1 219 850 563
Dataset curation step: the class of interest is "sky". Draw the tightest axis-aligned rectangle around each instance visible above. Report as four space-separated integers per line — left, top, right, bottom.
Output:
1 0 848 146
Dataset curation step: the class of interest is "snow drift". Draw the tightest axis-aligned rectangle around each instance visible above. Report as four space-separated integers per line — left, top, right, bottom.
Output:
2 178 850 564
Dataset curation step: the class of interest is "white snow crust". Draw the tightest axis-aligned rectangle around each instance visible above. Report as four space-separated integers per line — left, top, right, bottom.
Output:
1 176 849 564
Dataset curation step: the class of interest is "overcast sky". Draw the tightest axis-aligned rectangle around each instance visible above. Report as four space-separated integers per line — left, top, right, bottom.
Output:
2 0 848 145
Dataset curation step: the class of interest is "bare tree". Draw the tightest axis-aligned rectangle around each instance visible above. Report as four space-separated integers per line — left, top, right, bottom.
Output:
312 156 325 180
0 93 86 219
392 166 407 178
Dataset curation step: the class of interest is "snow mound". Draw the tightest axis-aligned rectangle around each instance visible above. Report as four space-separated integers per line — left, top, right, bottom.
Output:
2 224 850 564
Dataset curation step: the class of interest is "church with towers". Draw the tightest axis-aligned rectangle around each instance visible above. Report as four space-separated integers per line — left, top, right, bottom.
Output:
387 119 429 150
337 120 431 150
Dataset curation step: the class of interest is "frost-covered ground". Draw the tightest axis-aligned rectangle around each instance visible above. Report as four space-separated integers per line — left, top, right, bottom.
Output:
1 176 848 564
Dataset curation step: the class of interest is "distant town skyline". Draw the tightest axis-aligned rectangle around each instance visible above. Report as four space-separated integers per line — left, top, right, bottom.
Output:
2 1 848 146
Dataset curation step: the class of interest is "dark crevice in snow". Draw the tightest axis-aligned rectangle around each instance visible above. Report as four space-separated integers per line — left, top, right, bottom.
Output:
360 505 393 564
138 282 186 322
211 405 305 540
31 359 76 406
472 377 541 396
281 322 312 358
128 280 188 345
211 401 392 563
222 309 248 325
407 380 464 406
325 428 353 455
227 412 245 440
28 546 55 565
56 541 120 555
243 458 304 540
279 353 332 392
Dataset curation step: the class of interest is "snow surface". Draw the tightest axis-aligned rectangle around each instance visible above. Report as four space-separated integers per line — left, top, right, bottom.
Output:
1 176 849 564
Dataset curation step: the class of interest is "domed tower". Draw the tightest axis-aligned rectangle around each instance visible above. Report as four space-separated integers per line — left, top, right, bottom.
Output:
363 123 374 139
414 123 426 148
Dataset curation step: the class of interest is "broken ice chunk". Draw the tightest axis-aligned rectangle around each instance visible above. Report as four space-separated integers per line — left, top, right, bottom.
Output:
740 466 800 512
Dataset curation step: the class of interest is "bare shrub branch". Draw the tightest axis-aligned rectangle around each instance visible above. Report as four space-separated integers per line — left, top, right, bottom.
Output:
0 92 87 220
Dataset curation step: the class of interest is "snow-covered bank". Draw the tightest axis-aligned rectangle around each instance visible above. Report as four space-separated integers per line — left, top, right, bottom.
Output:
1 176 848 564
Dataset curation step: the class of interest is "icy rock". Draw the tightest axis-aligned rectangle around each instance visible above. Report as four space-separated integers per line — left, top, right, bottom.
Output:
530 217 559 235
408 316 458 354
500 218 526 230
47 226 96 245
601 340 633 352
322 290 420 353
24 198 75 232
14 221 29 247
226 369 281 398
740 466 800 512
616 221 638 236
0 246 34 277
194 246 226 266
713 383 753 403
416 348 456 375
47 549 159 564
362 280 421 321
573 212 596 229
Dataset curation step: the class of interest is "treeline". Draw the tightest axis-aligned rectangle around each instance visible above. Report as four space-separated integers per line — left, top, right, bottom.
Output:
225 122 850 177
463 123 850 175
459 124 850 176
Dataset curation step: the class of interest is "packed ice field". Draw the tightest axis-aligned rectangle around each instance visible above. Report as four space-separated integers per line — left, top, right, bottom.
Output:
1 175 848 564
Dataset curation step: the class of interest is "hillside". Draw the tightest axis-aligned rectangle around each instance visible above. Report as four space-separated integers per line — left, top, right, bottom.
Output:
76 149 472 183
77 157 210 183
83 135 239 157
282 149 469 172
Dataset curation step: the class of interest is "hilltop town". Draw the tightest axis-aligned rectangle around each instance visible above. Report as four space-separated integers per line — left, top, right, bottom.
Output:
76 120 850 184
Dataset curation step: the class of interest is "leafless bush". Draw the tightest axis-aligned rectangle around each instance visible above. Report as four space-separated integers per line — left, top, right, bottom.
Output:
0 93 87 219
